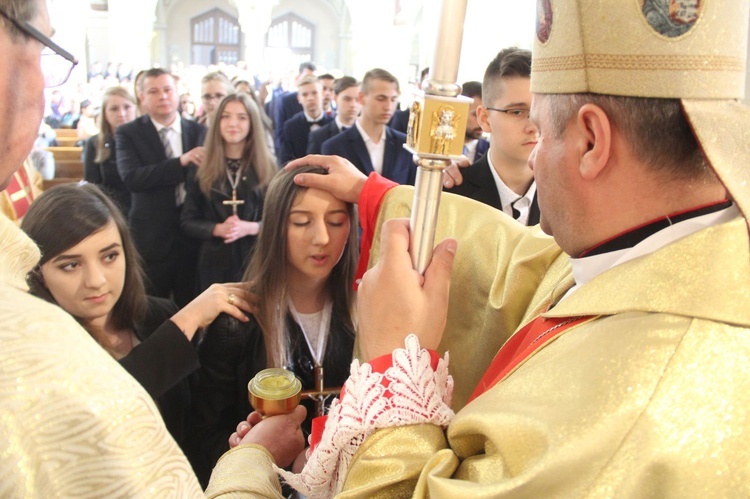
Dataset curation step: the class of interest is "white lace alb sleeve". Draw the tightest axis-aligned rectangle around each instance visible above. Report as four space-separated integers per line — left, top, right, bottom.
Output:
276 334 454 497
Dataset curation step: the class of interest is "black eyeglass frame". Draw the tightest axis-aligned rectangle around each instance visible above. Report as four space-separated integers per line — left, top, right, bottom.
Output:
0 7 78 83
485 106 531 119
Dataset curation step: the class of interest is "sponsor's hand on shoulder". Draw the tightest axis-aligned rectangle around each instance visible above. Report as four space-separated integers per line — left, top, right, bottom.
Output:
170 282 256 340
180 146 205 167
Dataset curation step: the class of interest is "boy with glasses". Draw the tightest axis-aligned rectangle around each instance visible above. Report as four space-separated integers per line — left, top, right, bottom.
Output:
446 47 540 225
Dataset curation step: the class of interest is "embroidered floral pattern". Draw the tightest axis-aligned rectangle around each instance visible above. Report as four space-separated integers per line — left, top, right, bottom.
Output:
276 335 454 497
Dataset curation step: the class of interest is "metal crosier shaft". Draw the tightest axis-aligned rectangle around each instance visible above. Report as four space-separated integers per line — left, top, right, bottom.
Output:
410 159 449 273
406 0 470 274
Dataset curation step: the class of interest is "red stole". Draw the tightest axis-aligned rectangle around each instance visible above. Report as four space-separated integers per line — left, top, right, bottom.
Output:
5 167 35 220
469 315 594 402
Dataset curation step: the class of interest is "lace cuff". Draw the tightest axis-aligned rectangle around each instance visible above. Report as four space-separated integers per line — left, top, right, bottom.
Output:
276 335 454 497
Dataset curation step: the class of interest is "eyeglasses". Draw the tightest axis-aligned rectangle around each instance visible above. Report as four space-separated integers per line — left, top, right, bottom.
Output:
202 93 227 102
486 107 531 120
0 8 78 87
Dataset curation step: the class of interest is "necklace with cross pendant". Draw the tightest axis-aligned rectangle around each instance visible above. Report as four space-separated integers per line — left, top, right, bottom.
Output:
223 167 245 215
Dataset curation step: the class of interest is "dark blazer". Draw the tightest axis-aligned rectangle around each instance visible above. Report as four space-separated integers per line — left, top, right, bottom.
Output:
83 134 131 215
192 312 355 486
180 167 265 292
306 119 344 155
474 138 490 162
280 111 333 165
119 296 200 454
115 115 206 262
389 107 410 134
273 91 303 157
446 153 540 225
321 125 416 185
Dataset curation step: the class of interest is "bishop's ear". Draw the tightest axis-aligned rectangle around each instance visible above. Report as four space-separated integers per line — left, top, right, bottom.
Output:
577 103 612 180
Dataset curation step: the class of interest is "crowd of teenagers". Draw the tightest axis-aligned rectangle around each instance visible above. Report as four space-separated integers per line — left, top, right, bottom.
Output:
3 0 750 496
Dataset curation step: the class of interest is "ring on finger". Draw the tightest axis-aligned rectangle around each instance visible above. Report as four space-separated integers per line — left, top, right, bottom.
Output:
228 293 236 305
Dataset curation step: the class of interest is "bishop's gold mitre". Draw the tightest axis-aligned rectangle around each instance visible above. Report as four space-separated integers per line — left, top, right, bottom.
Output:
530 0 750 225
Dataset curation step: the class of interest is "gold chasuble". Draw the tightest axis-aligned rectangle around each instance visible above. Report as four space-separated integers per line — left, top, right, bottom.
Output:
0 216 204 496
339 186 750 497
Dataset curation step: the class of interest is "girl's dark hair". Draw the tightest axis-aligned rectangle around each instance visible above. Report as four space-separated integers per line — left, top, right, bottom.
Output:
20 183 148 330
243 166 359 367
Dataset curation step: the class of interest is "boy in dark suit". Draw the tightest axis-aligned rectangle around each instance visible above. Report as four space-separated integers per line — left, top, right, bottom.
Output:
307 76 360 155
321 68 415 185
272 61 316 157
279 74 332 165
446 48 540 225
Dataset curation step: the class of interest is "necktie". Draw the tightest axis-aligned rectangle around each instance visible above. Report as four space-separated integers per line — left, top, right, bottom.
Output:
310 119 323 132
511 198 521 220
160 127 185 206
159 127 173 158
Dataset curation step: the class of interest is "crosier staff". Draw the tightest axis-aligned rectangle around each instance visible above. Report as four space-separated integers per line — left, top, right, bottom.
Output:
405 0 471 274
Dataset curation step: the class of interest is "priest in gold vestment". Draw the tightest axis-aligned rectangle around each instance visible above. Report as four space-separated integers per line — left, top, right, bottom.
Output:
207 0 750 497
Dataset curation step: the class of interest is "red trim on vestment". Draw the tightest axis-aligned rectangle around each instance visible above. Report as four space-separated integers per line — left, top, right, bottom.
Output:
354 173 398 289
309 415 327 451
469 315 593 402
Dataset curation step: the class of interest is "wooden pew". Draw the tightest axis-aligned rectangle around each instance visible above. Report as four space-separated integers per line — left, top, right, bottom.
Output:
52 128 80 147
44 145 84 188
45 146 82 161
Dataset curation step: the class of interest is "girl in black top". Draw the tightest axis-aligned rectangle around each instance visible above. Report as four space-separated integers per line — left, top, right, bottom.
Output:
83 86 136 215
193 166 359 486
181 93 277 293
21 183 252 471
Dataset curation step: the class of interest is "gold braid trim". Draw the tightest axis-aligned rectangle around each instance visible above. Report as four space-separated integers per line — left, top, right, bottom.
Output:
534 54 743 72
